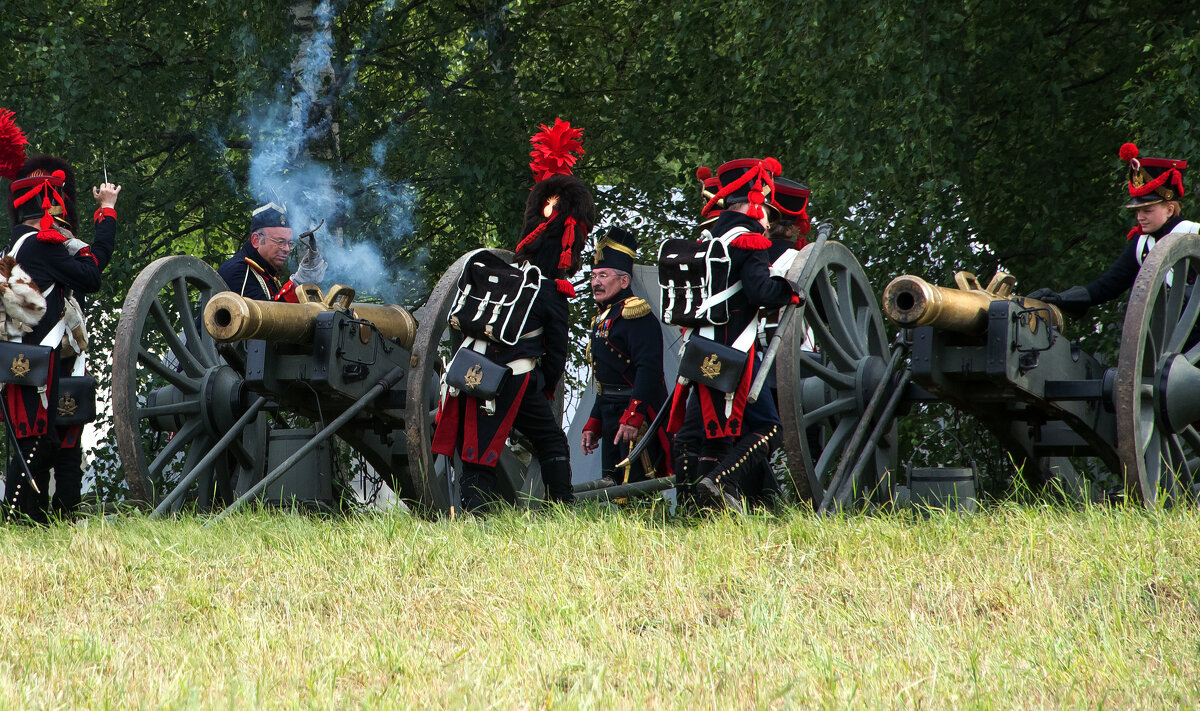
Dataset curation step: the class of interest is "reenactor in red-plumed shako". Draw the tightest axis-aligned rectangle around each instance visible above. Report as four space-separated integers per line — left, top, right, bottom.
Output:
580 226 669 488
740 176 813 507
658 157 798 512
0 109 119 523
433 119 594 512
218 201 327 303
1030 143 1199 316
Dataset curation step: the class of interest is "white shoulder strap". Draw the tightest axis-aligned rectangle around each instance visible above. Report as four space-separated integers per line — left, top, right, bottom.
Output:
9 232 56 298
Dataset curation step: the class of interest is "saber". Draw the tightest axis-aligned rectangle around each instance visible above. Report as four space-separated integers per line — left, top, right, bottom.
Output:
615 380 678 469
103 156 108 184
748 220 833 403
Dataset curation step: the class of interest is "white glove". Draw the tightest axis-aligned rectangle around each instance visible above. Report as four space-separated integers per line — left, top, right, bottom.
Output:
64 237 89 256
292 247 328 285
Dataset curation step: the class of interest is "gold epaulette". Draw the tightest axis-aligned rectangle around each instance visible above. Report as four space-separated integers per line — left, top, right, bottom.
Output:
621 297 651 319
244 257 268 276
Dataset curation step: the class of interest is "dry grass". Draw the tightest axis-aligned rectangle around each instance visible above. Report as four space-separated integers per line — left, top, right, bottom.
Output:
0 502 1198 709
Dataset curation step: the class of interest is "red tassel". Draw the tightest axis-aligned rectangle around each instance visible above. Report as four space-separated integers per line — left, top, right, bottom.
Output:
696 166 712 181
1119 143 1139 162
731 232 772 250
1127 225 1141 241
555 279 576 297
558 216 576 270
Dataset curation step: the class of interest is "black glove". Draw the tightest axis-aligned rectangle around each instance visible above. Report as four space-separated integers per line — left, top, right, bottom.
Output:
1056 285 1092 318
1026 287 1060 304
1027 286 1090 318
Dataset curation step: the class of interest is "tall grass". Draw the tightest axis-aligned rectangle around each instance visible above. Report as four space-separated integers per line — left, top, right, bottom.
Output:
1 502 1197 709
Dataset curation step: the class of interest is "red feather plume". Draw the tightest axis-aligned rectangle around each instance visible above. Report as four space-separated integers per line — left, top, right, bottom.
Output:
529 118 585 182
696 166 712 181
1119 143 1139 163
0 108 28 180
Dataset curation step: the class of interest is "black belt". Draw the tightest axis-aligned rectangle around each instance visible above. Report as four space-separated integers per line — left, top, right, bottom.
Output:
596 383 632 397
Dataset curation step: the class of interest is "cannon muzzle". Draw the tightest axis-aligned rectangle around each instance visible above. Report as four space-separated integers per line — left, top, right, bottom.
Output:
883 271 1063 334
204 284 417 349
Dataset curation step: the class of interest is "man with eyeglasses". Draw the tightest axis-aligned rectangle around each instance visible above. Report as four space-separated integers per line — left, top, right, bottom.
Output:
579 226 669 488
218 202 324 302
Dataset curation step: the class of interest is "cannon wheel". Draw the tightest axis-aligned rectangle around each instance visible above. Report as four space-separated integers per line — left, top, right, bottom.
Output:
1116 231 1200 506
776 241 897 507
113 255 260 508
404 249 550 513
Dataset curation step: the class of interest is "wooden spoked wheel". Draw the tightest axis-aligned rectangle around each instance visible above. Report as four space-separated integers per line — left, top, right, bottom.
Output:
112 255 262 509
404 249 549 513
1116 231 1200 506
776 241 897 507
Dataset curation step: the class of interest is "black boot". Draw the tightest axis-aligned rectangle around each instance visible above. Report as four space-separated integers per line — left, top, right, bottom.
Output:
700 425 780 514
540 456 574 505
460 464 497 513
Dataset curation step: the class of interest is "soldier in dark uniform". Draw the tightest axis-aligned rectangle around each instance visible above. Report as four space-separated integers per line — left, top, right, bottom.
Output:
221 203 292 300
665 157 797 511
741 176 812 507
217 202 325 303
432 118 594 511
580 226 669 486
1030 143 1198 316
2 137 118 522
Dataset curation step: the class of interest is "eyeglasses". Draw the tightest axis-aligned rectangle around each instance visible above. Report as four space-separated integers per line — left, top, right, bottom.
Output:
262 235 295 248
590 271 623 281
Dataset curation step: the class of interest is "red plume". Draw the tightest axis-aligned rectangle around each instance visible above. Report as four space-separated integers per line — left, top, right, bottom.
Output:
0 108 28 180
529 118 585 182
696 166 712 181
1119 143 1139 163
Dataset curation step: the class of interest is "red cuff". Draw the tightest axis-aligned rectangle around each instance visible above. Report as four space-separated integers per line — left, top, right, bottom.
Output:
583 417 602 434
92 206 117 223
275 280 300 303
618 399 646 428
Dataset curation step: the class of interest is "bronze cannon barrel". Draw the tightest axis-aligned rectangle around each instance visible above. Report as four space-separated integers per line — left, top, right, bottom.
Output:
883 271 1063 334
203 284 417 349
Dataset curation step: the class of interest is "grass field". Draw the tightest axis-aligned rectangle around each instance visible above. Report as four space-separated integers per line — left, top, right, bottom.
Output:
1 502 1198 710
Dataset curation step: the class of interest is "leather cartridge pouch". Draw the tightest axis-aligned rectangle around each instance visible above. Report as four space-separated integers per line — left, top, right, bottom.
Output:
56 375 97 425
678 335 749 393
445 347 512 400
0 342 52 387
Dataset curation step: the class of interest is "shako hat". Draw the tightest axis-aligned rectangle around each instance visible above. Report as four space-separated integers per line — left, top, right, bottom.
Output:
771 176 812 235
10 156 78 238
1120 143 1186 208
2 109 79 239
514 118 595 286
250 201 290 231
704 157 783 221
593 225 638 274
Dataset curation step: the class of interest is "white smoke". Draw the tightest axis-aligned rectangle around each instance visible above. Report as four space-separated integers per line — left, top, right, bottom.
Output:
242 0 425 307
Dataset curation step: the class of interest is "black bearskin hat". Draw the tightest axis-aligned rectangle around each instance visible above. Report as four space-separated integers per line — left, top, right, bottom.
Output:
514 173 594 278
512 119 594 279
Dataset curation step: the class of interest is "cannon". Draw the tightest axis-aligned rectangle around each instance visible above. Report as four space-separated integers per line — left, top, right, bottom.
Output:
772 229 1200 511
112 250 556 516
